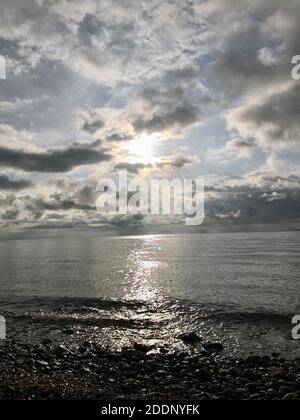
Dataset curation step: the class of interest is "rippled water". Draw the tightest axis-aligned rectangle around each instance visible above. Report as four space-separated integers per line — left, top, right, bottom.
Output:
0 231 299 356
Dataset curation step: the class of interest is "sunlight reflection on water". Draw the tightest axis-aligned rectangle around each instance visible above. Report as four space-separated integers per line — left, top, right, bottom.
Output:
124 236 166 301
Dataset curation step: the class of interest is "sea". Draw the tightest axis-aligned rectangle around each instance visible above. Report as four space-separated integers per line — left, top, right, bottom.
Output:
0 230 299 357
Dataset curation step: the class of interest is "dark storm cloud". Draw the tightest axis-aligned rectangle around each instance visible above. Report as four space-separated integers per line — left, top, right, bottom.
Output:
0 174 32 190
0 145 112 173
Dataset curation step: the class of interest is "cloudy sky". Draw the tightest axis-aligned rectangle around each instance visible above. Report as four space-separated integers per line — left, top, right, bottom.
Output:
0 0 299 230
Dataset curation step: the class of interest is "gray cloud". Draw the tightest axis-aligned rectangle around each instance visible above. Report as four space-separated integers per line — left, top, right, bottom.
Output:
108 214 144 227
82 119 105 134
204 172 300 225
206 189 300 225
32 197 95 213
1 171 299 228
161 155 196 169
0 144 112 173
132 65 213 134
228 83 300 149
81 112 105 134
106 132 133 142
1 209 19 221
134 105 200 133
21 192 96 222
204 1 300 152
155 154 198 170
0 174 32 190
114 153 197 174
211 46 284 99
78 14 102 48
115 162 149 174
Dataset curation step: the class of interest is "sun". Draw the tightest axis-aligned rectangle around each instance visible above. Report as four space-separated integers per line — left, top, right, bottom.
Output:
124 134 160 164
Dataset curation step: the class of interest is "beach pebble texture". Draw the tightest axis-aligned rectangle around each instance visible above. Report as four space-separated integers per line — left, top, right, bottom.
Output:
0 340 299 400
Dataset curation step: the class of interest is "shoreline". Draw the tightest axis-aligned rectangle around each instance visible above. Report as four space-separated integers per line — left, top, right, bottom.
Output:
0 339 299 400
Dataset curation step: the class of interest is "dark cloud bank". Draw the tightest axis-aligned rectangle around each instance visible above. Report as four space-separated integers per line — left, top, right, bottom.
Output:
0 174 32 190
0 144 112 173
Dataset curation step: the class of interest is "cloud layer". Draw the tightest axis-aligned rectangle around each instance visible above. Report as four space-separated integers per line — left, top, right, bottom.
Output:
0 0 299 229
0 174 32 190
0 144 112 173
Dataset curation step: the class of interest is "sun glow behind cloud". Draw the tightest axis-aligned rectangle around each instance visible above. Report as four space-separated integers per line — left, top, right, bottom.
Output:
124 134 161 164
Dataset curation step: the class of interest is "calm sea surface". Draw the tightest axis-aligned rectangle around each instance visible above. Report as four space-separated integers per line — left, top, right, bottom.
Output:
0 231 299 356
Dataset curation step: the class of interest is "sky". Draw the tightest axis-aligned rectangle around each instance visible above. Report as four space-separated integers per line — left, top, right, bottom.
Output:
0 0 299 230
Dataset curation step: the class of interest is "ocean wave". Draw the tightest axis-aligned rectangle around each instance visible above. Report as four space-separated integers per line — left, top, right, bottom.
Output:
0 296 293 329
